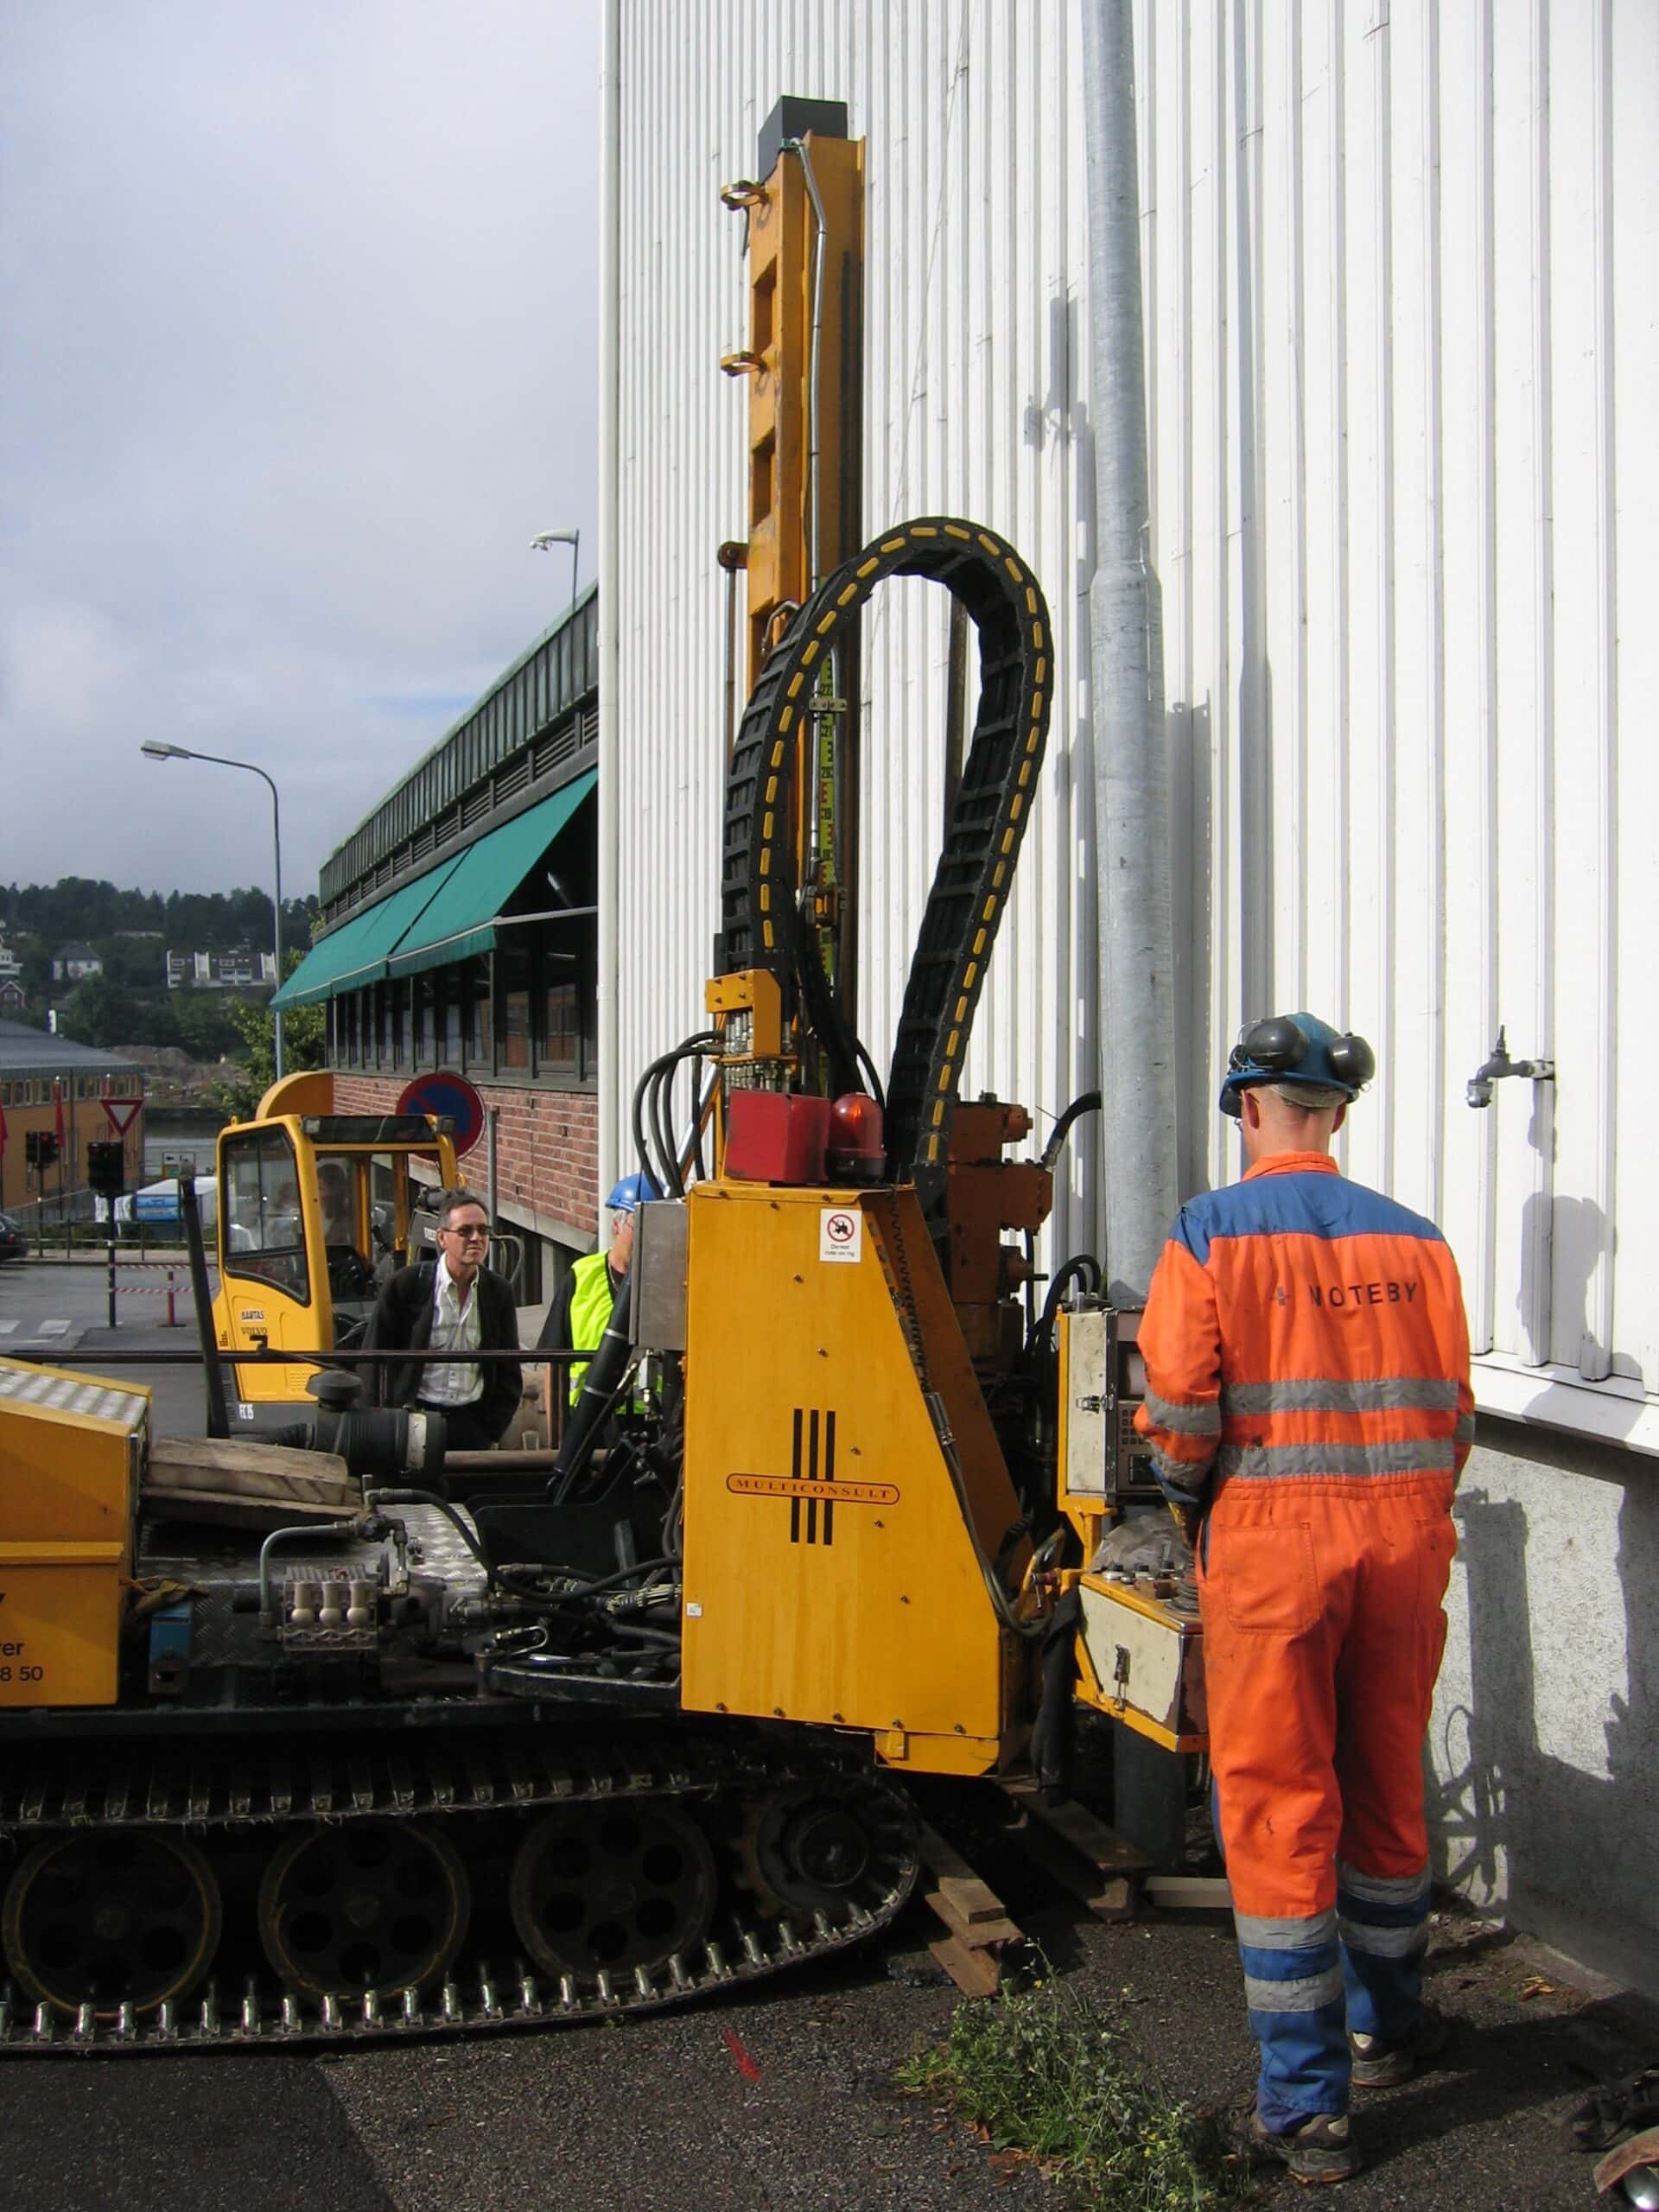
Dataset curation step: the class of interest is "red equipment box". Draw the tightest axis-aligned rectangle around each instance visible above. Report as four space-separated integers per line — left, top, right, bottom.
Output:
724 1091 830 1184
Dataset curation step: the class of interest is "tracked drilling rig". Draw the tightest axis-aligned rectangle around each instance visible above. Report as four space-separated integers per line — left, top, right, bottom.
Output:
0 103 1199 2054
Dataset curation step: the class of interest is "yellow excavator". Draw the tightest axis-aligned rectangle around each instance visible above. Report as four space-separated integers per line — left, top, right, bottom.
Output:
207 1071 461 1414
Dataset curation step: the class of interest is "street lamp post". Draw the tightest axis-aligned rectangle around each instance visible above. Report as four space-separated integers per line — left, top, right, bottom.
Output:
141 742 286 1078
531 527 580 618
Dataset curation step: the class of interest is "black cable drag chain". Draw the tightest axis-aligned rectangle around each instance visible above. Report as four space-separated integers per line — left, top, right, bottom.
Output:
721 518 1052 1216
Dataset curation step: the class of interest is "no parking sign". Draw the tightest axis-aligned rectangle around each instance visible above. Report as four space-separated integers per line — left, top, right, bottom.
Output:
397 1072 486 1159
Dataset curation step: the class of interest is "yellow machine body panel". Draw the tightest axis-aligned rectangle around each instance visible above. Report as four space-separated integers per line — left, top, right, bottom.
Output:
211 1087 459 1408
0 1360 146 1707
680 1180 1032 1776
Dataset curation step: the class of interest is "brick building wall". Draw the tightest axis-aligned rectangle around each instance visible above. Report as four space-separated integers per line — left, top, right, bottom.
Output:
333 1075 600 1260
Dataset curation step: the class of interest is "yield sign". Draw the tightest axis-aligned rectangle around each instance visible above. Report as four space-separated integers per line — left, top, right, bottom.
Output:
101 1097 143 1137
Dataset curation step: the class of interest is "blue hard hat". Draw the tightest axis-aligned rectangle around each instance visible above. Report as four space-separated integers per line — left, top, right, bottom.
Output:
606 1172 661 1213
1218 1012 1376 1119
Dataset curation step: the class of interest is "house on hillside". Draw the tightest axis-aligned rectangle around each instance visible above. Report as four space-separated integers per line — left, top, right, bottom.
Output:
50 944 102 983
165 949 276 990
0 940 24 1017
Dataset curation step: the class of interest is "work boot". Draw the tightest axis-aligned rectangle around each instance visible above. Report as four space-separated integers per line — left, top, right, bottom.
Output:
1249 2109 1363 2185
1349 2001 1450 2089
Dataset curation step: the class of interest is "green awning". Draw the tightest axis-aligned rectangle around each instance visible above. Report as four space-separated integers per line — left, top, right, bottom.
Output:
271 858 463 1008
384 773 595 981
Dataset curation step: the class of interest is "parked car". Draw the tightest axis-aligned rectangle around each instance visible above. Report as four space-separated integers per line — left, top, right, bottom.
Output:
0 1212 23 1262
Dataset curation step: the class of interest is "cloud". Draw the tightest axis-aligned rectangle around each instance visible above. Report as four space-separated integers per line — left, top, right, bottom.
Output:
0 0 600 898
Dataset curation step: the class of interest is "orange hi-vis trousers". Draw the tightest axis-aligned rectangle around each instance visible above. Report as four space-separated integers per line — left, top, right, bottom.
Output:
1198 1472 1457 2122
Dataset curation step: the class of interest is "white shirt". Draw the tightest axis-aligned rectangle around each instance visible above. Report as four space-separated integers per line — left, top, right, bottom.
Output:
422 1249 484 1408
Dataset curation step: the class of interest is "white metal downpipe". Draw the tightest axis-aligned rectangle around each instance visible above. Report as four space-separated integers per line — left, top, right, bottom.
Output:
596 0 622 1207
1081 0 1177 1304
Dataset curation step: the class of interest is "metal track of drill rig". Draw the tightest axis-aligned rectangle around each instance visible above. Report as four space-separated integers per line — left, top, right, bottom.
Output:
721 516 1052 1217
0 1724 918 2054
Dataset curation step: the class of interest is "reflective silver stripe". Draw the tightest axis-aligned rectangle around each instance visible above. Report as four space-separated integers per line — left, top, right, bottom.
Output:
1217 1440 1457 1481
1149 1446 1211 1496
1143 1388 1222 1436
1222 1377 1460 1416
1336 1859 1429 1904
1234 1910 1337 1951
1338 1916 1427 1960
1243 1967 1345 2013
1455 1413 1476 1444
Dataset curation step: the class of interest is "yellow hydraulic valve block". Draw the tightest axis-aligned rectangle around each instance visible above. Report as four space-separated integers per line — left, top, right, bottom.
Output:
0 1360 148 1707
679 1180 1033 1777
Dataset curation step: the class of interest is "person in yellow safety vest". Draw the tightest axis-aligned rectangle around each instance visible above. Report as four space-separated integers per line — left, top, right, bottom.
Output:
537 1173 660 1410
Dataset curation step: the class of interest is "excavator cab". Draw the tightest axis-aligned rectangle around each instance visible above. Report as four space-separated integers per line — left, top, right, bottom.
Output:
210 1071 460 1412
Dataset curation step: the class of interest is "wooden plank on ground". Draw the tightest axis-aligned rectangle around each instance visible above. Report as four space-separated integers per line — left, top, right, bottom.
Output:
923 1887 1023 1949
1145 1874 1231 1910
915 1821 1008 1926
1001 1778 1153 1874
1014 1815 1139 1922
928 1934 1002 1999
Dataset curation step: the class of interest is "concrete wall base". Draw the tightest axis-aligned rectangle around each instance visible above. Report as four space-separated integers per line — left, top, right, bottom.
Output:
1430 1416 1659 2001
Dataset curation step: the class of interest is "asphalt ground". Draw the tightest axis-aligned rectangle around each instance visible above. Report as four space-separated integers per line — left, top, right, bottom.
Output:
0 1255 1655 2209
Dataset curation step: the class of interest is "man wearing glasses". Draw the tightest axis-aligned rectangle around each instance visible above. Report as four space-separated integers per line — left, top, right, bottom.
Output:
363 1187 523 1451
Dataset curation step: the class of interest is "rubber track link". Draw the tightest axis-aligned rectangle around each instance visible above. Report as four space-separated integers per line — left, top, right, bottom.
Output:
721 517 1053 1215
0 1727 919 2056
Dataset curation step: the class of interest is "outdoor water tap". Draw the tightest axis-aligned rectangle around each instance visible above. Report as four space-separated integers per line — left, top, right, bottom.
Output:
1466 1027 1556 1109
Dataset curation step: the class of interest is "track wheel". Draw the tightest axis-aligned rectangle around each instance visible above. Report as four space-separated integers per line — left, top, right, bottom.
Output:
735 1777 917 1919
510 1800 717 1985
257 1820 469 2001
2 1829 221 2018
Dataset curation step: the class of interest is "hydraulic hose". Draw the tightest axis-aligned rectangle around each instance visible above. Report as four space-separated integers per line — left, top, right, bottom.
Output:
1039 1090 1103 1173
632 1033 716 1198
1028 1253 1103 1358
548 1269 636 1501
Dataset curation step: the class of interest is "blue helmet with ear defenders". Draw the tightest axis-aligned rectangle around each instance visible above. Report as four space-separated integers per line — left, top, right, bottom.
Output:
1219 1013 1376 1119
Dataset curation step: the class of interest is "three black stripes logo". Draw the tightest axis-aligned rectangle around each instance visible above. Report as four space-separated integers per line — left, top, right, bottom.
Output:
791 1407 836 1546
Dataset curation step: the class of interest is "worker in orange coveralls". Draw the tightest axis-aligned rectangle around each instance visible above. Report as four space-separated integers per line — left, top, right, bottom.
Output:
1135 1014 1474 2186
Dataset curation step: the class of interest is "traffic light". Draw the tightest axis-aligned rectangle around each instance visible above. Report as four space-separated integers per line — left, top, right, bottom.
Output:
24 1132 59 1170
86 1141 125 1198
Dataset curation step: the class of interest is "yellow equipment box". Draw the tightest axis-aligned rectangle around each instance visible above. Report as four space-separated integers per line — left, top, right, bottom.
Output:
0 1361 147 1707
1074 1571 1207 1753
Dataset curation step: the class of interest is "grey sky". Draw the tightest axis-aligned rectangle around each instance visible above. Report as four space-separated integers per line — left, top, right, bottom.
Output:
0 0 600 903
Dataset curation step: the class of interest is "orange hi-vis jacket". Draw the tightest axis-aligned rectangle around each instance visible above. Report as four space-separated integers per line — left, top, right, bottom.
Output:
1134 1154 1475 1509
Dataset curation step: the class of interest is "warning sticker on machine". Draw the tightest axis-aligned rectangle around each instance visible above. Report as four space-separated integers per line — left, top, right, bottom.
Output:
819 1208 862 1264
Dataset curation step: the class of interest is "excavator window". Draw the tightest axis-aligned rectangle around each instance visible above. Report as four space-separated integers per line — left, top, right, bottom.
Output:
316 1155 375 1304
221 1128 311 1306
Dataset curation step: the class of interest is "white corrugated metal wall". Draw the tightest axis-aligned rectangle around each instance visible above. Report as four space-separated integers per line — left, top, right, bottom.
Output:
606 0 1657 1446
610 0 1102 1262
1143 0 1656 1440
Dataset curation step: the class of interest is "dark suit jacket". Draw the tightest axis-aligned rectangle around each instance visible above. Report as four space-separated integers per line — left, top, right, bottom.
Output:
362 1262 523 1441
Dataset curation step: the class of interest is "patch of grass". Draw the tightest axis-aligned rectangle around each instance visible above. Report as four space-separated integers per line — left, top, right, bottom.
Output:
896 1971 1249 2211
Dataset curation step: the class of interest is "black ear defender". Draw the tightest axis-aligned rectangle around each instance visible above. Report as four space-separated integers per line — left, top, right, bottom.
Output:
1230 1014 1310 1076
1325 1033 1376 1089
